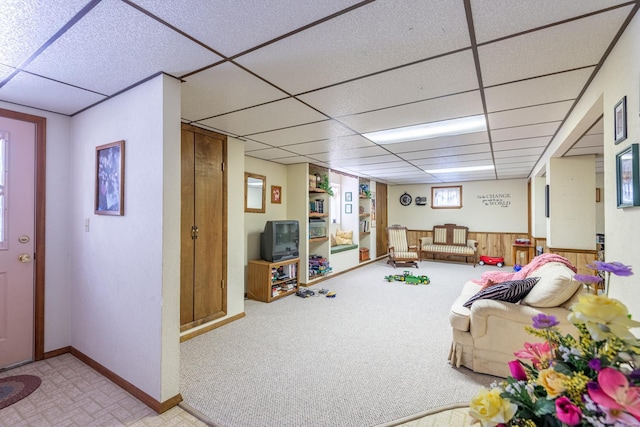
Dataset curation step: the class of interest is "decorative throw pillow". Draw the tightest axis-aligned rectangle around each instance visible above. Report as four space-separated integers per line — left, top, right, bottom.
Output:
463 277 540 308
335 229 353 245
330 233 337 247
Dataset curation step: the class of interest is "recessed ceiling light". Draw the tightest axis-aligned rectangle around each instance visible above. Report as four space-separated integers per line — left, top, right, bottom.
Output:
363 115 486 145
425 165 495 174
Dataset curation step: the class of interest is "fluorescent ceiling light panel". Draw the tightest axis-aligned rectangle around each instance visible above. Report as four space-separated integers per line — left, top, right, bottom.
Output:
425 165 494 174
364 115 486 144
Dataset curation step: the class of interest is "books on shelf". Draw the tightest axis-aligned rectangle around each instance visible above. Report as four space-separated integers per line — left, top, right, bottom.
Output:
360 220 369 233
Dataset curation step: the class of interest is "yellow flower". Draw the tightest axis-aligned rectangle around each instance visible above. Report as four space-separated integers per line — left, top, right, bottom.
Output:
568 294 640 342
537 368 570 398
469 387 517 427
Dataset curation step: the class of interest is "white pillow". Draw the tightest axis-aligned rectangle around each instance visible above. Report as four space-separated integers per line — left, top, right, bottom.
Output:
521 262 581 308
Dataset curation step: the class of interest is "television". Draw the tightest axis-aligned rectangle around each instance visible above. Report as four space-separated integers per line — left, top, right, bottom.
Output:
260 220 300 262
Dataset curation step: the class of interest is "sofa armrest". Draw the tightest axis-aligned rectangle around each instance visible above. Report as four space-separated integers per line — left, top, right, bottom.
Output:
419 236 433 246
469 300 570 339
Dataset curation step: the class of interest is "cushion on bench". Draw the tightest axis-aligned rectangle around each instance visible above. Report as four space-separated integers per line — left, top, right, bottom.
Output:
421 244 475 256
331 244 358 254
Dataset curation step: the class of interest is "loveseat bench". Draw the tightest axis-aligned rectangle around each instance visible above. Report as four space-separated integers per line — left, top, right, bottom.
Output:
419 224 478 266
448 254 586 377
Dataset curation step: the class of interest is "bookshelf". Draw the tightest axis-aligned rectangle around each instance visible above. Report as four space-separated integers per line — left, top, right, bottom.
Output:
247 258 299 303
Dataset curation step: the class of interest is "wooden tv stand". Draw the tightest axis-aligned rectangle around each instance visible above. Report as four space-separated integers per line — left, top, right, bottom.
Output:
247 258 300 303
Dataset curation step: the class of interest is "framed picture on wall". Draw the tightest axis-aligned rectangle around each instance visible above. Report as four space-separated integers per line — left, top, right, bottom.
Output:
345 204 352 214
95 140 124 216
614 96 627 144
616 143 640 208
431 185 462 209
345 191 352 202
271 185 282 204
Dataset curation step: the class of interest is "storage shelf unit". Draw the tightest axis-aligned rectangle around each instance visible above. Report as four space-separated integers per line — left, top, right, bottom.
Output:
247 258 299 303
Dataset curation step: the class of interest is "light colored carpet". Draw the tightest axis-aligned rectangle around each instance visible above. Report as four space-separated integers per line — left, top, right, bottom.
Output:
180 259 499 427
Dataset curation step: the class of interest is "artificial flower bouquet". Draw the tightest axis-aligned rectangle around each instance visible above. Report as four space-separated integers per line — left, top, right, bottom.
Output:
469 261 640 426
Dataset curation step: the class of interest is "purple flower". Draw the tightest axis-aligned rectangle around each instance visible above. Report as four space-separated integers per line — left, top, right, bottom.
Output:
532 313 559 329
586 261 633 277
574 274 603 285
589 359 602 372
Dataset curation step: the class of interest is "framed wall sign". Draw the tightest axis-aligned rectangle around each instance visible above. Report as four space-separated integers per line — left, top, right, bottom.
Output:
431 185 462 209
614 96 627 144
616 143 640 208
95 140 124 216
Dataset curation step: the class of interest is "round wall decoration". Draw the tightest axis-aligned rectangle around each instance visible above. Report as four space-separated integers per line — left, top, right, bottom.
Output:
399 192 412 206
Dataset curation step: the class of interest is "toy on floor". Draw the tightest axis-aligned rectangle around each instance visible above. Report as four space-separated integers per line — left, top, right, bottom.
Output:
384 270 430 285
478 255 504 268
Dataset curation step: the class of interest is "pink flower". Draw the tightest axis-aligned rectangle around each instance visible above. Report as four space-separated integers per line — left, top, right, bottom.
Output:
514 342 552 369
508 360 527 381
588 368 640 421
555 396 582 425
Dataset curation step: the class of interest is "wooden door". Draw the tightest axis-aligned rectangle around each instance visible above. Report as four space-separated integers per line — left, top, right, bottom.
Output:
0 117 35 368
376 183 388 256
180 124 227 330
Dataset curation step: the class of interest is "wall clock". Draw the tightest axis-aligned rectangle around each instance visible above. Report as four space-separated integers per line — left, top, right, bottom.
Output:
399 192 412 206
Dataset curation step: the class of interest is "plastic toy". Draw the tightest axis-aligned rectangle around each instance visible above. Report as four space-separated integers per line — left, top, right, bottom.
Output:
384 270 430 285
478 255 504 268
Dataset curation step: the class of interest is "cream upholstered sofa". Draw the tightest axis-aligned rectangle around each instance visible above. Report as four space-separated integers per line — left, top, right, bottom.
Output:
419 224 478 266
448 261 587 377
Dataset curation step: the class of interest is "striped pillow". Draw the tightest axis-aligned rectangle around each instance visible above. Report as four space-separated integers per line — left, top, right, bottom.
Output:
463 277 540 308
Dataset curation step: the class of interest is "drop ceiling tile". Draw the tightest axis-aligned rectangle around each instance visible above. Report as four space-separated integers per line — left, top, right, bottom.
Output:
338 91 484 134
383 131 490 154
491 122 560 142
181 62 288 121
429 171 497 182
0 65 15 80
571 134 604 149
196 98 327 136
494 147 545 158
0 72 106 115
312 145 390 162
565 146 604 156
484 67 594 112
398 143 492 161
283 135 375 155
346 161 407 172
492 136 550 151
471 0 631 43
298 50 479 117
235 0 470 94
479 6 631 86
249 120 355 146
271 156 314 165
328 154 398 166
245 147 300 160
0 0 89 66
494 154 541 164
587 117 604 134
130 0 362 57
489 101 573 130
243 139 272 152
24 0 223 95
413 153 493 167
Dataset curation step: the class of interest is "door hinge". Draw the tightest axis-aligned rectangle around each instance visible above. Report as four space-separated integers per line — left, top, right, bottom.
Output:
191 225 199 239
221 162 225 172
221 279 225 289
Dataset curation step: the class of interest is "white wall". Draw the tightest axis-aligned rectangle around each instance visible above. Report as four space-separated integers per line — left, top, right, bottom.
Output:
531 176 546 238
596 173 604 234
244 156 289 265
0 101 73 353
388 179 528 232
69 75 179 402
535 12 640 329
546 156 596 250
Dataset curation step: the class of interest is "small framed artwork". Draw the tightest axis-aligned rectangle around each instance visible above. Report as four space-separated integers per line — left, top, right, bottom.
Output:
345 191 352 202
271 185 282 204
614 96 627 144
95 140 124 216
431 185 462 209
616 143 640 208
345 204 352 214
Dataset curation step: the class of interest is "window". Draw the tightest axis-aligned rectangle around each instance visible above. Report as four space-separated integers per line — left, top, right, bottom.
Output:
330 182 341 223
431 185 462 209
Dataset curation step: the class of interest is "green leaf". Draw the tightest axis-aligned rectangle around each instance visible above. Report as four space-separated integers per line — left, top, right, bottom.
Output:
533 398 556 416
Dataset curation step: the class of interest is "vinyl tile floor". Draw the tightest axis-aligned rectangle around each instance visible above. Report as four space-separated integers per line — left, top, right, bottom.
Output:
0 353 468 427
0 354 207 427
